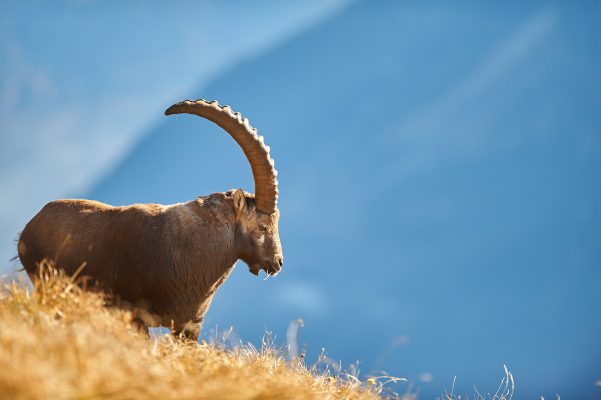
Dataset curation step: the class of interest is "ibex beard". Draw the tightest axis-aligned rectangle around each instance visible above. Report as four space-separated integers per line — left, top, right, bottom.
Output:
17 100 283 341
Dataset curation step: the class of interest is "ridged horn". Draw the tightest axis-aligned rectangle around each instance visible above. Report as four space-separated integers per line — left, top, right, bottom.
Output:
165 99 278 214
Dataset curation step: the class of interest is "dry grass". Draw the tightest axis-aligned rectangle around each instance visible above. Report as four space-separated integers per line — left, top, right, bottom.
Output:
0 263 389 400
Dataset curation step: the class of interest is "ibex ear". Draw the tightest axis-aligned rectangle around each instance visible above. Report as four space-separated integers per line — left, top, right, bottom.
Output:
232 189 247 215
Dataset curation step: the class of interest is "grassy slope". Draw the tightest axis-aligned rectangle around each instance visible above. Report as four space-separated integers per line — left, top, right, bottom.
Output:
0 265 387 400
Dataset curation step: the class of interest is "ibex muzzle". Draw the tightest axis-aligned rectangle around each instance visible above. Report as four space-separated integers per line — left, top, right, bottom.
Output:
18 100 283 340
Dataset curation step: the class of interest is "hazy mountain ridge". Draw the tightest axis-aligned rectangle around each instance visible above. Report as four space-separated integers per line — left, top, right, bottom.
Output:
90 1 601 397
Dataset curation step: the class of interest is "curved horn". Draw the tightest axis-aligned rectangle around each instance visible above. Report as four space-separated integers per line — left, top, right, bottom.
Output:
165 99 278 214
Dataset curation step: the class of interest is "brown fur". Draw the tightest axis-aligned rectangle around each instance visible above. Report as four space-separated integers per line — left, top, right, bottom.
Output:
18 189 283 340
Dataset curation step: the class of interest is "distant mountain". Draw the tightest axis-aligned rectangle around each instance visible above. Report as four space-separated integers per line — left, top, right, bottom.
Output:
89 0 601 397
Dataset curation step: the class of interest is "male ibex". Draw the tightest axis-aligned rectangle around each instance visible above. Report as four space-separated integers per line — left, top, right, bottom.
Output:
17 100 283 340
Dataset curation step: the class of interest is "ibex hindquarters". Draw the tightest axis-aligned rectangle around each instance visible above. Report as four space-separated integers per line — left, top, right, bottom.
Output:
18 100 284 341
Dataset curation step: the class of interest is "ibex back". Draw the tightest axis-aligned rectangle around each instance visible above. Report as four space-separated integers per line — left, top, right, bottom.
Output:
18 100 283 340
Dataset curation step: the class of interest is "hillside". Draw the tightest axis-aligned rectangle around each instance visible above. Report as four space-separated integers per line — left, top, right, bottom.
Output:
87 0 601 397
0 264 388 400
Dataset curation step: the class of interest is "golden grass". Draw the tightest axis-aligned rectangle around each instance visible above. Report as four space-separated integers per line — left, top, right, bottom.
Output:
0 264 388 400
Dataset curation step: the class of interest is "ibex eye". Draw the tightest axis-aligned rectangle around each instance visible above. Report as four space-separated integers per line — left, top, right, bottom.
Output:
259 224 268 231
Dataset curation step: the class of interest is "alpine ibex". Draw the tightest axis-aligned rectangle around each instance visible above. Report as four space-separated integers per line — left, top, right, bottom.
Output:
17 100 283 340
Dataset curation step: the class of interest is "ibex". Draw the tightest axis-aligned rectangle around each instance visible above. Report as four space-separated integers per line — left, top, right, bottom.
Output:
17 100 283 340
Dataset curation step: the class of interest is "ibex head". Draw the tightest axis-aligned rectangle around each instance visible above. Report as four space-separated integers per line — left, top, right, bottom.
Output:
165 100 284 276
230 189 283 275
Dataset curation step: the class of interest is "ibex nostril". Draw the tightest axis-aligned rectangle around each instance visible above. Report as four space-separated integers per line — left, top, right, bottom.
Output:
277 257 283 267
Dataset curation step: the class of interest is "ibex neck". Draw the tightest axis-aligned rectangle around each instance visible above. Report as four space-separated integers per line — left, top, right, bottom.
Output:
182 196 239 289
